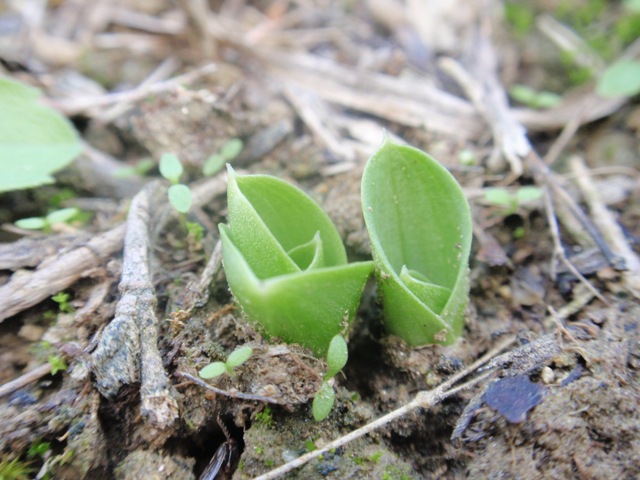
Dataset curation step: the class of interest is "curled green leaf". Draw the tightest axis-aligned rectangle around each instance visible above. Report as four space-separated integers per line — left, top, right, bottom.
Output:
362 139 472 346
220 165 373 356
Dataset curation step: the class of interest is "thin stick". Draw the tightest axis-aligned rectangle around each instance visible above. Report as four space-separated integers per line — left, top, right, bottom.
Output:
0 364 52 399
177 372 281 404
51 63 218 115
542 188 608 304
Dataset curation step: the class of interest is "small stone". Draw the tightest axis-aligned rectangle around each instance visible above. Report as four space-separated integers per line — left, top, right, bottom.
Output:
483 375 545 423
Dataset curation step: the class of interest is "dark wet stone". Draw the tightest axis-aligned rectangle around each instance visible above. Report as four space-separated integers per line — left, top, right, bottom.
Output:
483 375 545 423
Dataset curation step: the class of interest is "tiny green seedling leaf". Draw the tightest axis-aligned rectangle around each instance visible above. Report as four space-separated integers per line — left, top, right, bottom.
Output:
46 207 79 224
0 77 82 192
596 60 640 98
312 381 336 421
15 217 47 230
220 138 243 160
159 153 184 183
515 186 543 204
199 362 228 379
510 84 561 109
203 138 244 176
168 184 192 213
226 346 253 368
362 139 472 346
199 346 253 379
220 165 373 356
325 335 348 379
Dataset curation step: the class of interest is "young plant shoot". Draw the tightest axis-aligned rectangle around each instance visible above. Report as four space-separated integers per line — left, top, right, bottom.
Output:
362 139 472 346
199 346 253 379
220 165 373 356
312 334 349 421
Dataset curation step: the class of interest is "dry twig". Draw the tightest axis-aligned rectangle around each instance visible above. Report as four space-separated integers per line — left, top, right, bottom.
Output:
90 182 178 429
0 225 125 323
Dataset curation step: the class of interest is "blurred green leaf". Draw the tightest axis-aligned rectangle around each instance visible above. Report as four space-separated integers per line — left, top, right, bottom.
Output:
159 153 183 183
597 60 640 97
0 77 82 192
168 184 192 213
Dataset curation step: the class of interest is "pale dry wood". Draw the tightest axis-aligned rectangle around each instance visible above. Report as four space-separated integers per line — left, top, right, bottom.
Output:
0 224 125 323
90 182 178 429
439 22 530 176
570 156 640 298
0 363 53 399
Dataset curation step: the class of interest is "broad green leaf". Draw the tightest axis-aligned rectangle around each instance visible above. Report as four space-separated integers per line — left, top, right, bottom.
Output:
596 61 640 98
168 184 192 213
325 334 348 379
362 139 472 345
199 362 228 379
312 381 335 421
220 166 374 356
159 153 183 183
0 77 82 192
226 346 253 367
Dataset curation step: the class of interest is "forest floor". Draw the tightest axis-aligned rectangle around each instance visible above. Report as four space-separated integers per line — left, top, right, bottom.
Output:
0 1 639 479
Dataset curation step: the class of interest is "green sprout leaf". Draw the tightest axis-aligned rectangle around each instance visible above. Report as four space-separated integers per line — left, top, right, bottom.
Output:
325 335 348 379
199 362 228 379
220 138 243 160
15 217 47 230
226 346 253 368
220 165 373 356
203 154 225 176
312 381 336 421
0 77 82 193
46 207 79 224
361 139 472 346
515 186 543 204
168 184 192 213
596 60 640 98
159 153 183 183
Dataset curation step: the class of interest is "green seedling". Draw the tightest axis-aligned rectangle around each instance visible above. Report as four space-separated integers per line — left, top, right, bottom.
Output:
0 77 82 193
484 186 543 215
113 158 155 178
220 165 373 356
159 153 192 213
51 291 74 313
510 84 562 109
203 138 244 176
312 334 348 421
199 346 253 379
596 60 640 98
48 355 68 375
362 139 472 346
15 208 79 233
